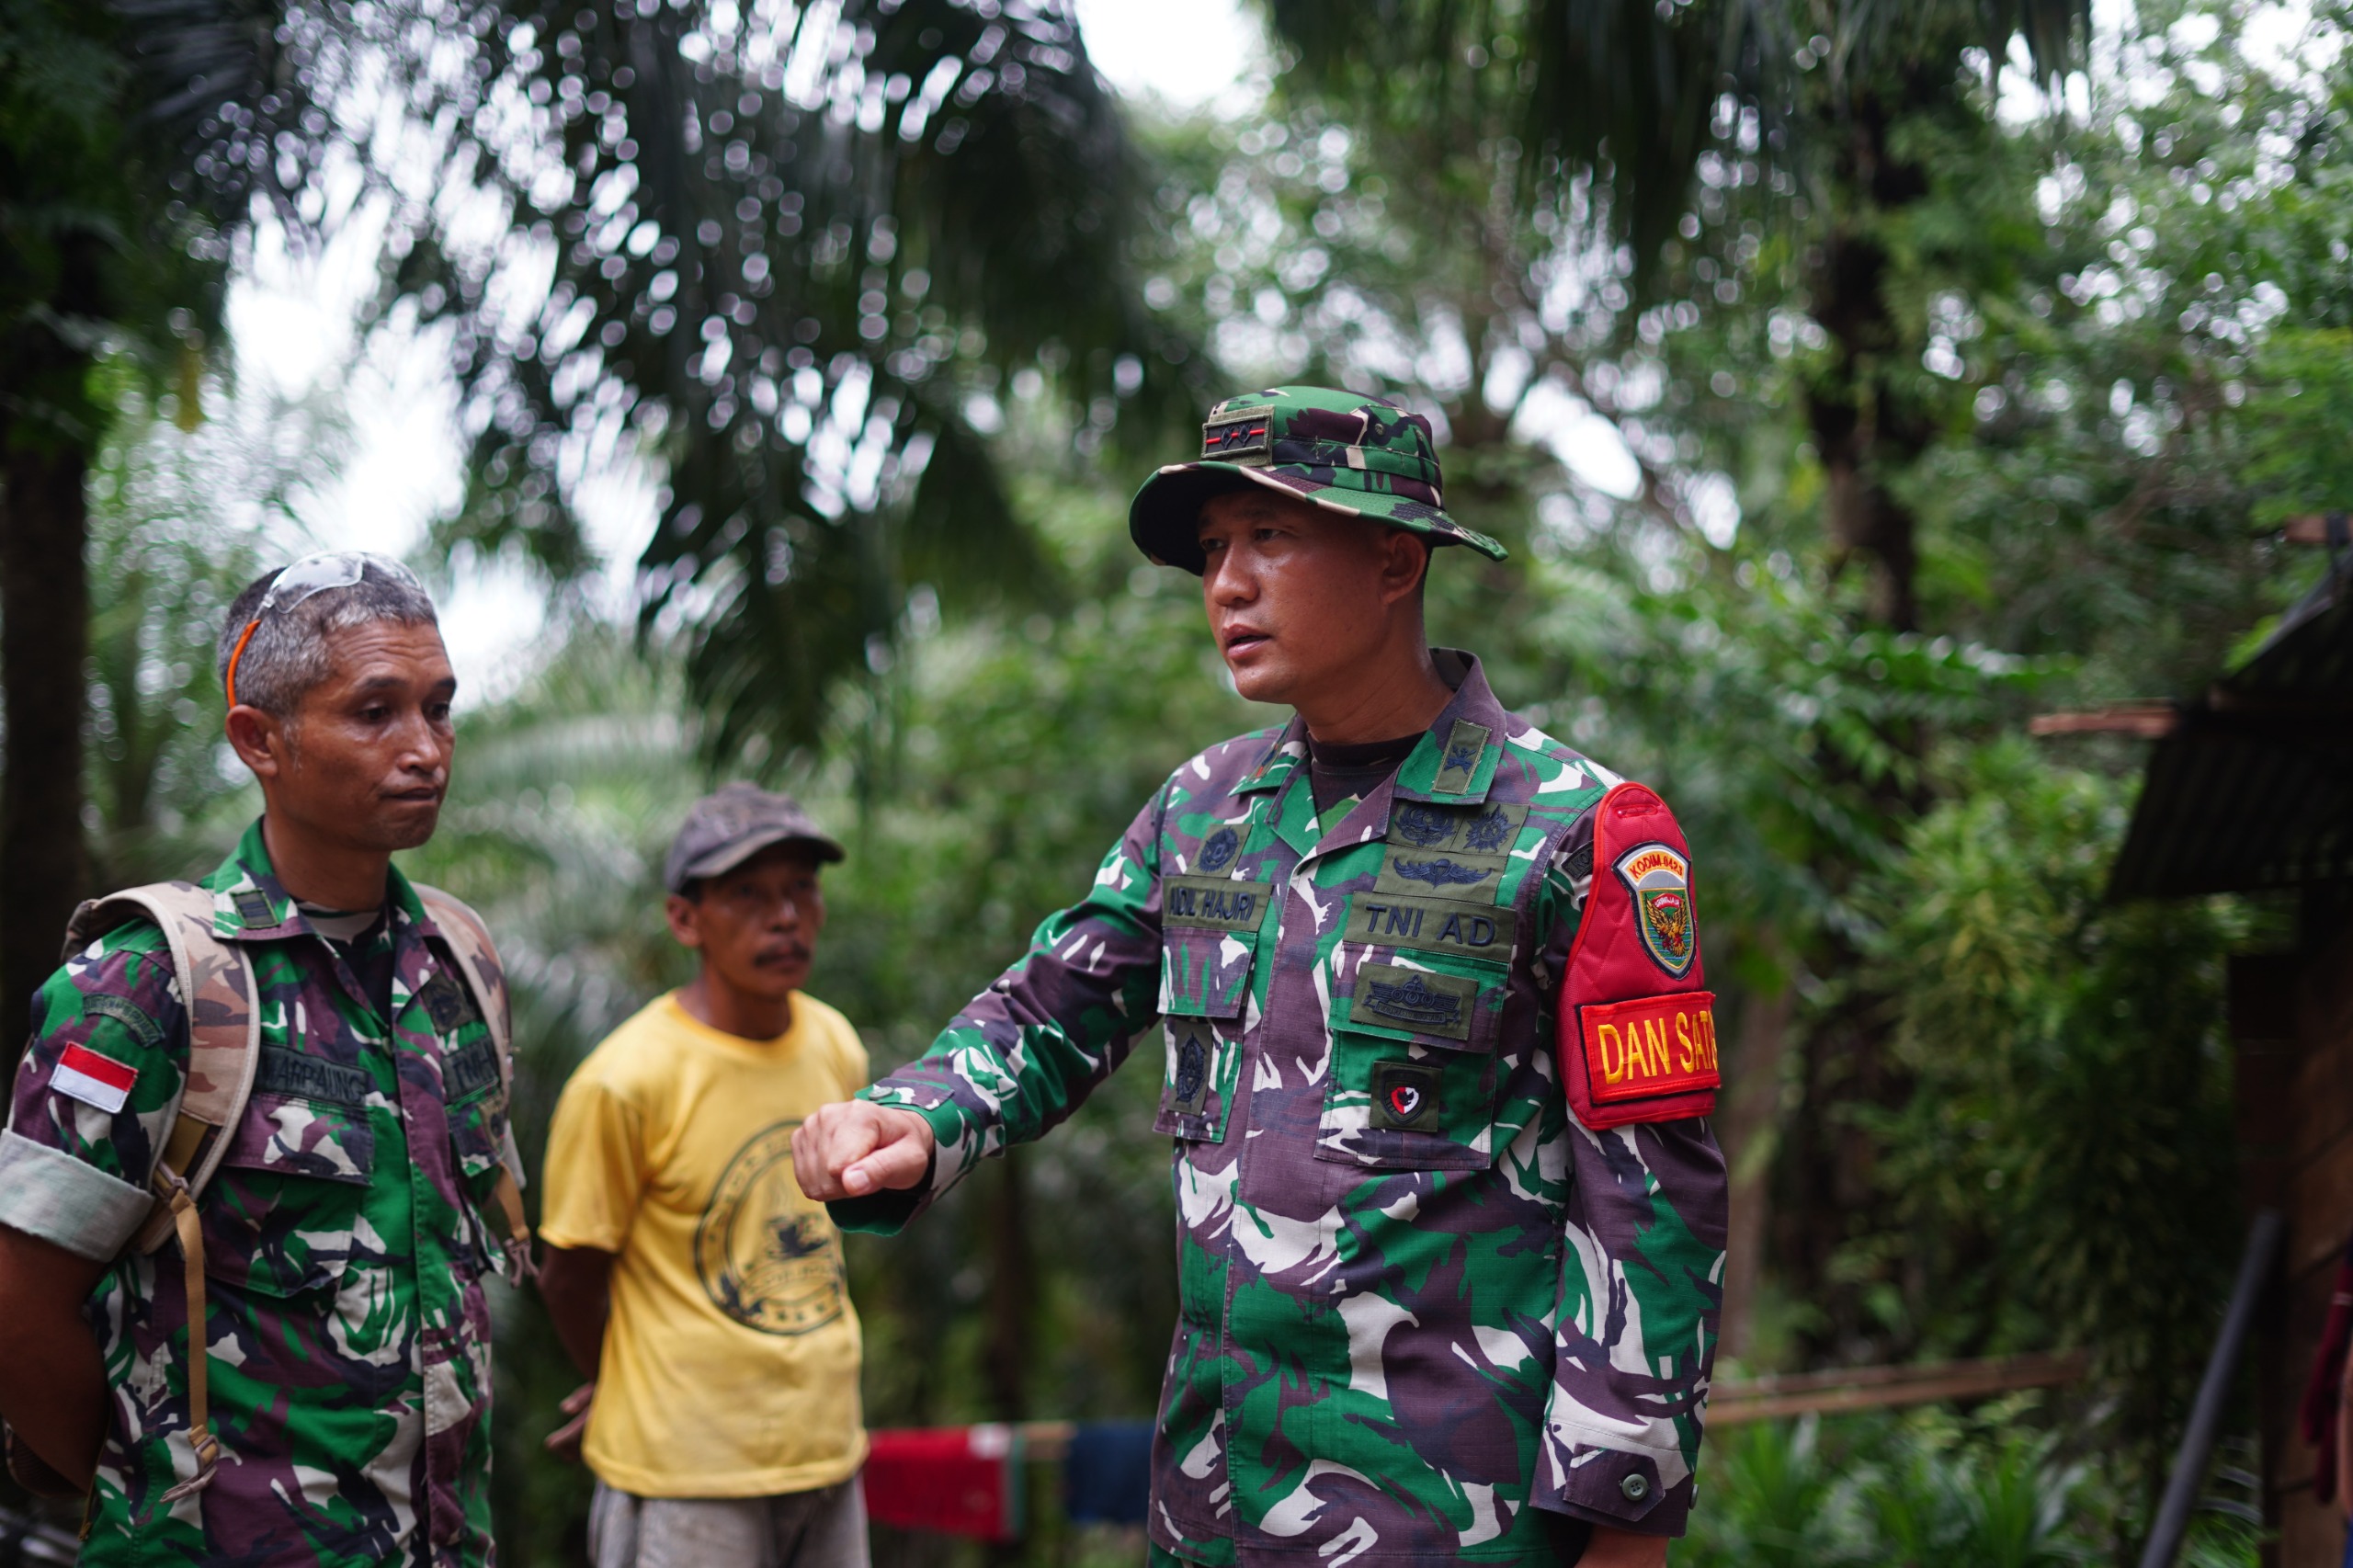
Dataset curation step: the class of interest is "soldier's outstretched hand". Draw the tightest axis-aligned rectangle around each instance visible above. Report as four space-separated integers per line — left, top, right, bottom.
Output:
792 1100 936 1200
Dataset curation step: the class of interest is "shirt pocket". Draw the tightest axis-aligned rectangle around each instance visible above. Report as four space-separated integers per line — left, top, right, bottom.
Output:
1316 894 1516 1171
1154 876 1269 1142
201 1093 376 1301
1158 875 1270 1019
440 1033 508 1182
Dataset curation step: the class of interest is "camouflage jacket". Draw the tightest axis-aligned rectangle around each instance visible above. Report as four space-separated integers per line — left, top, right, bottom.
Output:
836 653 1728 1564
0 821 514 1566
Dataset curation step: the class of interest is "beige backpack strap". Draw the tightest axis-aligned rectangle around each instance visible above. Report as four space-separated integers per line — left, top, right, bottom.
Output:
63 885 261 1253
413 884 535 1285
62 881 253 1503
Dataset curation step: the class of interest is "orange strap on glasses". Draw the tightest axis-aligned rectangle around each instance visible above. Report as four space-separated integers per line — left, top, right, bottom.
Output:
223 619 262 710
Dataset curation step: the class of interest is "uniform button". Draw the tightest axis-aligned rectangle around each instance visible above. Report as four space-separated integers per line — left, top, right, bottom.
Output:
1620 1473 1650 1502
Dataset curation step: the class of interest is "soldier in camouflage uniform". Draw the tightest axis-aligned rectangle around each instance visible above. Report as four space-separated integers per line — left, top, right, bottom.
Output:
0 556 514 1566
796 387 1729 1566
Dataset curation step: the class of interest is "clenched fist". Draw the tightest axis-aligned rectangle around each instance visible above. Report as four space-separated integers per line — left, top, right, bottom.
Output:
791 1100 938 1201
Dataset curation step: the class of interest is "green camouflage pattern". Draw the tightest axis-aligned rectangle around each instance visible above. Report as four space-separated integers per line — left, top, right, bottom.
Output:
1129 384 1509 574
835 653 1726 1564
0 821 513 1566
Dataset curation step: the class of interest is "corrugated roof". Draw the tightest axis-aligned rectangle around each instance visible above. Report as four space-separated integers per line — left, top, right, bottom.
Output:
2109 554 2353 900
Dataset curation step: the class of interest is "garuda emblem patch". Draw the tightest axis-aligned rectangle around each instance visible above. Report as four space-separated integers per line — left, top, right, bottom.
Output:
1613 841 1697 978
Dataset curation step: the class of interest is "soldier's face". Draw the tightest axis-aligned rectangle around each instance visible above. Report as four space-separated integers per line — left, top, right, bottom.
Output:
1197 490 1427 708
666 845 826 1003
240 619 457 854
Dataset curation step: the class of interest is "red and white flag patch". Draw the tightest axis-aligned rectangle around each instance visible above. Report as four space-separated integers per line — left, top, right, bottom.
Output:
51 1042 139 1115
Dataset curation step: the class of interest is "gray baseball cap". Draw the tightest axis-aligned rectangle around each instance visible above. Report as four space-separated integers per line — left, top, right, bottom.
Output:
664 783 844 893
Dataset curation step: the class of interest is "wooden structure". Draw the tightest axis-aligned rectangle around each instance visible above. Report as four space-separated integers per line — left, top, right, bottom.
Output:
2095 545 2353 1566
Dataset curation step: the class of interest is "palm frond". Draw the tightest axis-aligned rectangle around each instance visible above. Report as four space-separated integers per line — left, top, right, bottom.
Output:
1264 0 2091 292
381 0 1201 766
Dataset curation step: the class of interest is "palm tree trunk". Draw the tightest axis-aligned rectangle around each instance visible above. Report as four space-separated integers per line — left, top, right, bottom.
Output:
983 1149 1032 1422
0 417 90 1074
1718 978 1792 1363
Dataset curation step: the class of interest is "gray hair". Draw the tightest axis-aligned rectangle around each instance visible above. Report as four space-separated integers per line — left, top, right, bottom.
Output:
215 562 441 717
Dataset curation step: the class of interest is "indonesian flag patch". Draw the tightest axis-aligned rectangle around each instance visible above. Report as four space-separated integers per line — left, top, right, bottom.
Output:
51 1042 139 1115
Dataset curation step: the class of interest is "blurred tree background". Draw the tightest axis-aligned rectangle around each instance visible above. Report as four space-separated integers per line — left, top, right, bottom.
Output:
6 0 2353 1562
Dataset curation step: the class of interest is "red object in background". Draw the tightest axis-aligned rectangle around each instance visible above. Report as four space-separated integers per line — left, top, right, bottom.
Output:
2301 1244 2353 1503
863 1426 1024 1542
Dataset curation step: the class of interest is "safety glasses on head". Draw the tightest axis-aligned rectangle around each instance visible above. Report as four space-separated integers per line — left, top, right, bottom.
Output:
223 551 426 710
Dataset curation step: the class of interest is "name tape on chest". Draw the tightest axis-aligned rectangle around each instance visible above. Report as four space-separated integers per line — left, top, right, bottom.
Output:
1345 893 1518 960
253 1046 372 1108
1576 993 1720 1105
51 1041 139 1115
1164 875 1272 934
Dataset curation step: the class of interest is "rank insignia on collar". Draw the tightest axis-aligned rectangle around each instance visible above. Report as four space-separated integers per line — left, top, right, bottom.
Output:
418 969 480 1034
1614 841 1697 978
233 889 277 928
1430 720 1491 796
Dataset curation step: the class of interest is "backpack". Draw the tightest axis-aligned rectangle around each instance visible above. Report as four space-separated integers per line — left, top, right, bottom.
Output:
56 881 535 1503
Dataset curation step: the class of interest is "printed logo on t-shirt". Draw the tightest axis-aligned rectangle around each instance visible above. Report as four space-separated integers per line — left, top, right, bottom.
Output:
693 1119 847 1336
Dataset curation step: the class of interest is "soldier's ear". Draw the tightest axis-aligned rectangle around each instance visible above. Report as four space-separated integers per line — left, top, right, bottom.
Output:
1375 528 1433 608
224 704 290 780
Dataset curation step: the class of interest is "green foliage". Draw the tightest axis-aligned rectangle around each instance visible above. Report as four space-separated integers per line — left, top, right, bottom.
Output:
1860 741 2246 1496
1683 1414 2105 1567
1681 1412 2268 1565
2242 329 2353 528
385 0 1203 768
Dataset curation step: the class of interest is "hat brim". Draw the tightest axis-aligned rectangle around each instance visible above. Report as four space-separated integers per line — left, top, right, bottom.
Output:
674 826 846 892
1127 461 1506 574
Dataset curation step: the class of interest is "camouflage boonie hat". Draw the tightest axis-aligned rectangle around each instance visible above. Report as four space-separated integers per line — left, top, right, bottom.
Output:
1129 384 1506 574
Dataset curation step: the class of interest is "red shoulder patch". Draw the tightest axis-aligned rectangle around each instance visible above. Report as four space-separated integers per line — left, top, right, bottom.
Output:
1559 781 1718 1129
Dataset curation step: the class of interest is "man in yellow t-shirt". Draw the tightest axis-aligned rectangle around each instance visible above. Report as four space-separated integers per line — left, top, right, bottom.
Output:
539 784 870 1567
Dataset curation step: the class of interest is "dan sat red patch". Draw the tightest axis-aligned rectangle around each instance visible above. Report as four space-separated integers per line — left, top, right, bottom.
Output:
1578 993 1720 1104
1559 782 1719 1129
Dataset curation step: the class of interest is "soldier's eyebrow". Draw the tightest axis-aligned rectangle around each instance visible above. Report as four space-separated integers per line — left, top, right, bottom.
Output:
345 672 459 699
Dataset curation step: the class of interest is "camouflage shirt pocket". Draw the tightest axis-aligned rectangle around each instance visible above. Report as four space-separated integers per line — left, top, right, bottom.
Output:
223 1047 380 1185
1315 903 1514 1170
1159 876 1269 1019
440 1035 508 1183
199 1050 380 1299
203 1136 375 1301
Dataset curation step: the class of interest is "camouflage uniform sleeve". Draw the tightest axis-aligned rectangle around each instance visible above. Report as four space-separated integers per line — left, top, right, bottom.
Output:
831 789 1165 1235
0 926 188 1262
1528 813 1727 1536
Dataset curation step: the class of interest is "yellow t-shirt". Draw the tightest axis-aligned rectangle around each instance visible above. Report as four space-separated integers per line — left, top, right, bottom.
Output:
540 990 870 1498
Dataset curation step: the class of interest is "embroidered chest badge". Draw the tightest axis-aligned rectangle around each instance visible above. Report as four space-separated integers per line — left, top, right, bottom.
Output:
51 1041 139 1115
1392 856 1491 890
1173 1030 1209 1110
1198 827 1240 872
1615 841 1698 978
1370 1059 1440 1131
1392 803 1452 846
1366 972 1460 1028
